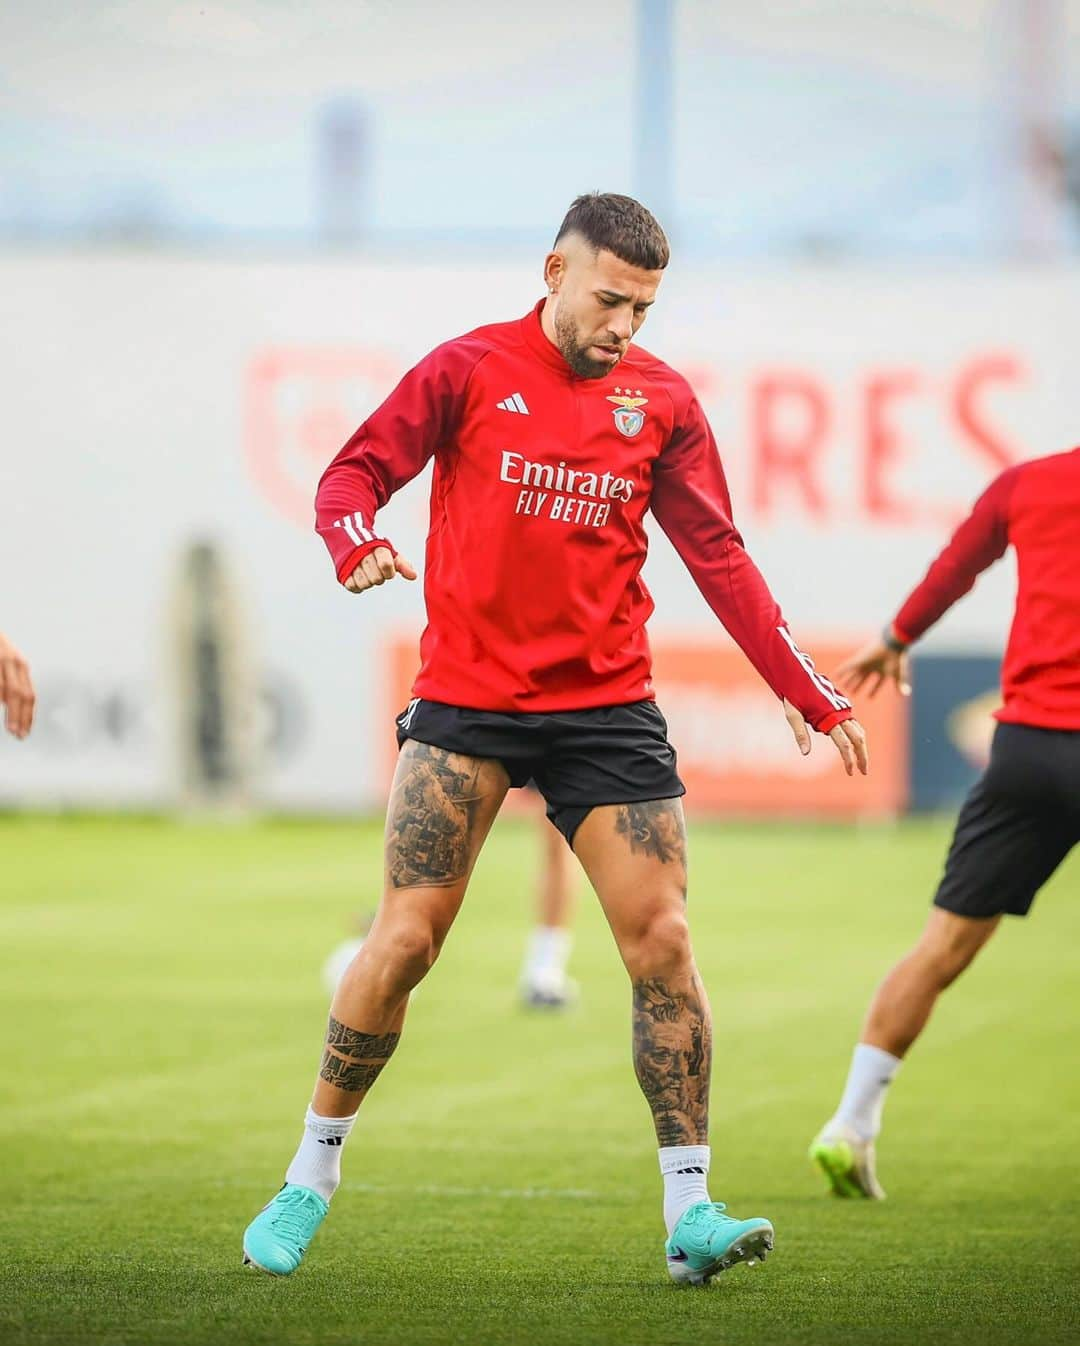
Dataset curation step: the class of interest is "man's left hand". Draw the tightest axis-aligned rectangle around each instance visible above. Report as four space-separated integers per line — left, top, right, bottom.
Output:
783 699 869 777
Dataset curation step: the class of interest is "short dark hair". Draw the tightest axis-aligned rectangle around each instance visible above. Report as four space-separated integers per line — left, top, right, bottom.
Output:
554 192 670 270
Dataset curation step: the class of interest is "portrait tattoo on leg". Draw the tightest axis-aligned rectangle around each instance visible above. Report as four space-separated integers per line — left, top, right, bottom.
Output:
632 974 711 1147
614 800 687 866
318 1015 400 1096
386 743 487 889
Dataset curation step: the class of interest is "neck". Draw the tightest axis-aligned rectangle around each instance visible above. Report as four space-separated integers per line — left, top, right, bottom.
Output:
539 296 559 349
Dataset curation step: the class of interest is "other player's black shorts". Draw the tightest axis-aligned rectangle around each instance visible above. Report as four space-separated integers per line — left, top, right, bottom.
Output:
933 722 1080 919
394 698 685 846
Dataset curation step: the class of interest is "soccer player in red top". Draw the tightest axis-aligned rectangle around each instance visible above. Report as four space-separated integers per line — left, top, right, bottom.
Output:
810 446 1080 1199
243 193 868 1283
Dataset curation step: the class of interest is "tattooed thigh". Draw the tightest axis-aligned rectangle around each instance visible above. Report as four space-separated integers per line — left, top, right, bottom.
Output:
319 1016 400 1095
614 799 687 866
385 742 499 890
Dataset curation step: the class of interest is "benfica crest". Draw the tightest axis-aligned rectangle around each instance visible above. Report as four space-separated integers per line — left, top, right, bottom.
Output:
606 387 648 438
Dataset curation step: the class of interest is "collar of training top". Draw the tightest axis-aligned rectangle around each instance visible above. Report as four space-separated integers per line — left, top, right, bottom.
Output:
520 298 627 385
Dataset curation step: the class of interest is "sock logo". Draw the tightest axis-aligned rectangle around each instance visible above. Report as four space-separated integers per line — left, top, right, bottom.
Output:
676 1166 707 1174
316 1136 344 1146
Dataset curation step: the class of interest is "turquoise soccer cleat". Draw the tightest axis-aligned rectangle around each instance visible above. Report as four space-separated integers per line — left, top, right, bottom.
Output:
665 1201 775 1285
242 1183 329 1276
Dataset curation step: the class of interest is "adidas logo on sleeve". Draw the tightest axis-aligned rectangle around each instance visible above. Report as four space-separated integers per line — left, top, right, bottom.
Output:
496 393 530 414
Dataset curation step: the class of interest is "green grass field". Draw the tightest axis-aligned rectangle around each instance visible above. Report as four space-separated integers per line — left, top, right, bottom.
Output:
1 814 1077 1346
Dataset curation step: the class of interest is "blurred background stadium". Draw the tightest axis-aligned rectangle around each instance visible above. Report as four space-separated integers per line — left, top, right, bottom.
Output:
1 5 1078 1345
2 0 1079 819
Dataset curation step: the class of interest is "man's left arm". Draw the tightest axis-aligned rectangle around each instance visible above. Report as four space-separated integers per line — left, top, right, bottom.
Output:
650 389 867 775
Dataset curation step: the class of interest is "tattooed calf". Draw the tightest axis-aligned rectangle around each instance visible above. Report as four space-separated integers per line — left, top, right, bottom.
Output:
632 975 711 1147
319 1015 400 1096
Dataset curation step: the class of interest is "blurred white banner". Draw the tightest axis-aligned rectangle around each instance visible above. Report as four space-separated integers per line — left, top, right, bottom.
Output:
0 252 1074 810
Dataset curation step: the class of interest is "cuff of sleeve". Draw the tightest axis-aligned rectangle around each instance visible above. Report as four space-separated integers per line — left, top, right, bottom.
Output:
816 708 853 735
888 620 914 650
335 538 394 585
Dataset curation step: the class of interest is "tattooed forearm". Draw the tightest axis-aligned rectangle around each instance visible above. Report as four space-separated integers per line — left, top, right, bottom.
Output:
386 743 485 889
632 974 711 1146
615 800 687 865
319 1014 400 1096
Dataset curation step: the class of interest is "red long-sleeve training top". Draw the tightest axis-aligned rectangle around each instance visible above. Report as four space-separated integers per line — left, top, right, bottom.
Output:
316 301 852 732
893 446 1080 730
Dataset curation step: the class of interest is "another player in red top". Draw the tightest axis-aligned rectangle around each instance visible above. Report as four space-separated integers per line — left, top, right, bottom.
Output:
810 446 1080 1200
243 193 868 1284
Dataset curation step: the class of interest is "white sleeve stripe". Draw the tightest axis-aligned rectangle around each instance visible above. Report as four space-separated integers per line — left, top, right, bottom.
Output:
776 626 851 712
337 514 363 546
814 670 850 710
332 512 382 547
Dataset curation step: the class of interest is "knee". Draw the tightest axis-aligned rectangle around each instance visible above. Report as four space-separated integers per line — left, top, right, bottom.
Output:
369 918 443 992
621 905 693 982
913 927 985 989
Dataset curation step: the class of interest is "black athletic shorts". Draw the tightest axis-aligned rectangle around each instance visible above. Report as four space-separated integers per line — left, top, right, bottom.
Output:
394 698 685 846
933 722 1080 919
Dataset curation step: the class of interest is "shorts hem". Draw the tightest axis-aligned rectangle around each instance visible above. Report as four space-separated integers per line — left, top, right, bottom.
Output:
395 728 531 787
932 892 1033 920
543 786 686 809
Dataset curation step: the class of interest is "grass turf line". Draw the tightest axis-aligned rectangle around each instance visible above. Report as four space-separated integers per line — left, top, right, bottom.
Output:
0 815 1077 1345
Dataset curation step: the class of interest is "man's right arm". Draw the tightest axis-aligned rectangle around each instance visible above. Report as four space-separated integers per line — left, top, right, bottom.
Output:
315 339 483 589
0 631 34 738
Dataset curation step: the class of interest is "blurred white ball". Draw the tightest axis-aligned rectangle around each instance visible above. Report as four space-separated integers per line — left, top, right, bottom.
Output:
321 937 367 994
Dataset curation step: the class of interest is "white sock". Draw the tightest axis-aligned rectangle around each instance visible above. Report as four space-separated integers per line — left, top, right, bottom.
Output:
833 1043 902 1140
284 1107 358 1202
522 926 571 985
659 1145 711 1235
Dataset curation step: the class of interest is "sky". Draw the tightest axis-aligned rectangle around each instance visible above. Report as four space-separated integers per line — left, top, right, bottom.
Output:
2 0 1078 252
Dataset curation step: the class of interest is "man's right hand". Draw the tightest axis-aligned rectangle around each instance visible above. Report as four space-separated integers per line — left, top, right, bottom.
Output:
343 547 418 594
0 631 35 738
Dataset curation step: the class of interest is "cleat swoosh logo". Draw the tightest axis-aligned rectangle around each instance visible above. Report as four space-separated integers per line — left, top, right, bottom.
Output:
667 1246 689 1262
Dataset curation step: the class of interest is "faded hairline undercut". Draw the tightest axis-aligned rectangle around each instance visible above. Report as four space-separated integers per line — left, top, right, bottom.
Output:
553 192 670 271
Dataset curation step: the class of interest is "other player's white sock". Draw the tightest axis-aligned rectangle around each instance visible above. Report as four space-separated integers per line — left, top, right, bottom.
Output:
522 926 571 986
659 1145 711 1235
284 1107 357 1202
833 1043 901 1140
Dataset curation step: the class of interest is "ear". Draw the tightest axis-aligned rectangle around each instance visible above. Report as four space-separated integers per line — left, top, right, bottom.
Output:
543 250 564 294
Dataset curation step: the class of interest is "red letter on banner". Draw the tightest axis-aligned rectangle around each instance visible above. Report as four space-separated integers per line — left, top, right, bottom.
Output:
863 371 920 523
751 373 829 519
952 355 1024 473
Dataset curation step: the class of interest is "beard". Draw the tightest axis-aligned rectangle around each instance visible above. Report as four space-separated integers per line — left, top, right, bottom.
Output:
553 306 622 380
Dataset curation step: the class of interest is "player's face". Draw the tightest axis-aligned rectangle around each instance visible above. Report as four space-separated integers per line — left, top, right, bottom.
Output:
544 240 663 379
